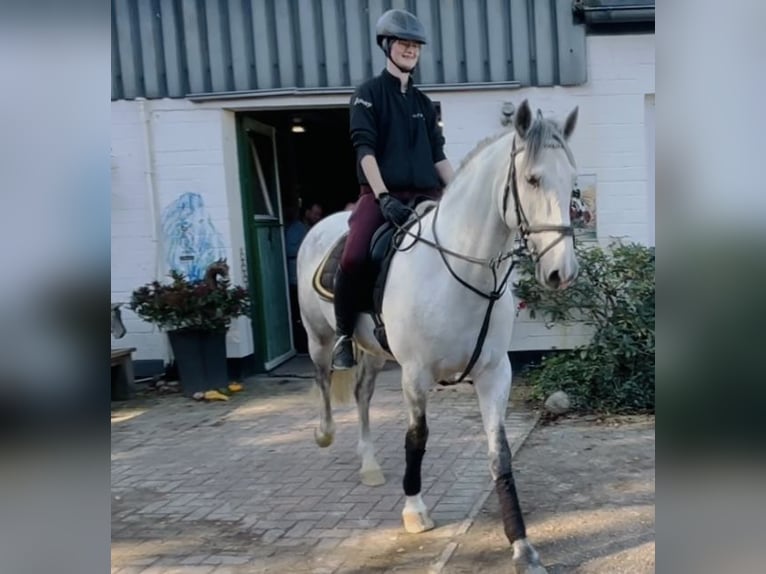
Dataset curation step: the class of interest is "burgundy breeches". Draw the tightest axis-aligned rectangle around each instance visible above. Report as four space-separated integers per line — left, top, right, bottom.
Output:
339 186 441 275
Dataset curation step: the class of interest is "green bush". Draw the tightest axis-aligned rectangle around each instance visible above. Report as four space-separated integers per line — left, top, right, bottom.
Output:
513 241 655 413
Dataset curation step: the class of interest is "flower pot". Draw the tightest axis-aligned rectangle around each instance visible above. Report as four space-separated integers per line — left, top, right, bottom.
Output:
167 330 228 397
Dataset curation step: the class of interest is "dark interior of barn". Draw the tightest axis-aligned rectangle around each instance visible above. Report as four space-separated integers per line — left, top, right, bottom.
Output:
244 107 358 221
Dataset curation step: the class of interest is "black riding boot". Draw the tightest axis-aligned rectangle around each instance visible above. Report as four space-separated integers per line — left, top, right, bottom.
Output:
332 267 358 370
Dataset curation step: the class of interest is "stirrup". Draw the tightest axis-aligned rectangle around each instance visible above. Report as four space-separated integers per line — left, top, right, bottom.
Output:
332 335 356 370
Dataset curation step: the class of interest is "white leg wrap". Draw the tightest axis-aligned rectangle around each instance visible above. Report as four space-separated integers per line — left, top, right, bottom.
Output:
402 494 434 533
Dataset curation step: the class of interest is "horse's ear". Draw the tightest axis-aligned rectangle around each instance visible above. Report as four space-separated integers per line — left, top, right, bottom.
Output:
514 99 532 138
563 106 578 140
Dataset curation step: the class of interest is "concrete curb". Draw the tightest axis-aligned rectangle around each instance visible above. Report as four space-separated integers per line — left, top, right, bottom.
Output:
429 411 541 574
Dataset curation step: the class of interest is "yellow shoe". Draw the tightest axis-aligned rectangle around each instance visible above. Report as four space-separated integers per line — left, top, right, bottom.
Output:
203 390 229 401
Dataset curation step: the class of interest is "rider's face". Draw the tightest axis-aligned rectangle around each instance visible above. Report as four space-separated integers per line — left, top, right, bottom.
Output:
391 39 421 71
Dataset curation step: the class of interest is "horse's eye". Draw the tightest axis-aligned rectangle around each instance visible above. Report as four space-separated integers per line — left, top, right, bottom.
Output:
526 176 540 187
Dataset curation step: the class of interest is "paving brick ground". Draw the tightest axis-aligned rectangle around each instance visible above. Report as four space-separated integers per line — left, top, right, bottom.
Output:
111 361 538 573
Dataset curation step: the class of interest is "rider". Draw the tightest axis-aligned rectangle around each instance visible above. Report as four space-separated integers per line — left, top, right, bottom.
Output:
332 8 455 370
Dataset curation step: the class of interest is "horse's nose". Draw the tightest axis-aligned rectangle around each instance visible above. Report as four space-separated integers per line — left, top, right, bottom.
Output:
547 270 561 289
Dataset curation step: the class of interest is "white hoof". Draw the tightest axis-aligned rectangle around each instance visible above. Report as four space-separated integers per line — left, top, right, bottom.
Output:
314 428 334 448
360 467 385 486
513 540 547 574
402 509 435 533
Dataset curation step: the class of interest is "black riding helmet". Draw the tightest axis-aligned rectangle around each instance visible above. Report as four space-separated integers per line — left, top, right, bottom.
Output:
375 9 427 73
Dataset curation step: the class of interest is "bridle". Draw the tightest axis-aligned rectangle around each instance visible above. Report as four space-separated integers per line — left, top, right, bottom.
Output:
502 135 575 264
392 133 576 381
396 135 575 297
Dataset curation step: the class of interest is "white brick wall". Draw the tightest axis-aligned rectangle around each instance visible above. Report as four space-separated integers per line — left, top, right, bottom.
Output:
436 35 655 350
111 101 164 360
111 33 654 361
111 102 252 361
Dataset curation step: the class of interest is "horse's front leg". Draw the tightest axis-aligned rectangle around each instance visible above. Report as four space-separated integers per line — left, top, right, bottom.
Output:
355 352 386 486
474 359 547 574
309 338 335 448
400 367 435 533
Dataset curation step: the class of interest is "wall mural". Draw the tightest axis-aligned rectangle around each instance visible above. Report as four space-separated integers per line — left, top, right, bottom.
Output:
161 192 226 281
571 173 597 242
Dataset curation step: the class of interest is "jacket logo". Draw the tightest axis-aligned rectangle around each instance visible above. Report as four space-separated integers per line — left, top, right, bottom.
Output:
353 97 372 108
412 112 424 120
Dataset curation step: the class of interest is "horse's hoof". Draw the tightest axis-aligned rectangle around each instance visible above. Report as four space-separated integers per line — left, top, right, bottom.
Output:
314 428 334 448
513 549 547 574
402 510 435 533
360 467 385 487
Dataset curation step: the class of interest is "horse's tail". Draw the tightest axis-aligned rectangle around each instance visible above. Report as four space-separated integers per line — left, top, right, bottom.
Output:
329 365 356 405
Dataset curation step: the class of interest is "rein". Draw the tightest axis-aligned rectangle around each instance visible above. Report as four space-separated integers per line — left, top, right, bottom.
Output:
392 135 575 382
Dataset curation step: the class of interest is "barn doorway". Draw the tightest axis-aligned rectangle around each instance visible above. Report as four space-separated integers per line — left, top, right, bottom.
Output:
237 107 356 360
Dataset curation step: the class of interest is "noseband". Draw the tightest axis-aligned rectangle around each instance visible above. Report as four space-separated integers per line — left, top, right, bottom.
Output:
502 136 575 263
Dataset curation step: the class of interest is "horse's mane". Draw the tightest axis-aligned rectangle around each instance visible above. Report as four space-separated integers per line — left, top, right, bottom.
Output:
454 115 575 177
457 129 513 172
522 115 576 169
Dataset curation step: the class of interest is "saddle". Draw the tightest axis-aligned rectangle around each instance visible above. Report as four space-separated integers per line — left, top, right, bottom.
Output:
312 199 437 352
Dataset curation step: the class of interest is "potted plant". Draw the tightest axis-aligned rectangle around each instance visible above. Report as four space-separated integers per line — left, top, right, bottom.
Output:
129 260 251 397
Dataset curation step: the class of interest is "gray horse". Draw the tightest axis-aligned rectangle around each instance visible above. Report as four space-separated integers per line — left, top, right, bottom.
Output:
298 101 579 573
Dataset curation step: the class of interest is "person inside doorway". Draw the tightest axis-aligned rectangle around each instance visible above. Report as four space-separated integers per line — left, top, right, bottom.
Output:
285 199 324 280
302 201 324 228
331 8 455 370
285 199 323 353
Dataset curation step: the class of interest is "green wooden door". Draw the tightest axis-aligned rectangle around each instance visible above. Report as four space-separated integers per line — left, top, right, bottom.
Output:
237 117 294 371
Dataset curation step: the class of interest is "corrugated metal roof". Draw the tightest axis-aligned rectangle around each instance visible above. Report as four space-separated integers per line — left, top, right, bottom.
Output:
112 0 587 100
573 0 655 25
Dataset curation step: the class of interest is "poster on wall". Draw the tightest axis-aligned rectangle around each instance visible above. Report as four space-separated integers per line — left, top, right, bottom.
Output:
161 192 226 281
571 173 597 242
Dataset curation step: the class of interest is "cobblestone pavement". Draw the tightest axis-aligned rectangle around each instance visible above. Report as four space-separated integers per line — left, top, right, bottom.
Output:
111 363 538 573
444 416 655 573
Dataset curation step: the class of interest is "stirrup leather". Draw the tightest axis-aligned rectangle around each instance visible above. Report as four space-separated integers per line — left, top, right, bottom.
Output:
332 335 356 369
332 335 353 353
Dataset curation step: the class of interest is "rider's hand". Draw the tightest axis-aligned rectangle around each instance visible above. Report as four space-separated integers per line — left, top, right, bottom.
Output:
378 193 410 226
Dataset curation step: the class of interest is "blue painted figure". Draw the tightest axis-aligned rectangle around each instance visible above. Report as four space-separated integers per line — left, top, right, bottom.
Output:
161 192 226 281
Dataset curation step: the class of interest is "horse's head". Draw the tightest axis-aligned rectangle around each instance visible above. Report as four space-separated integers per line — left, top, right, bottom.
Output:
508 100 580 290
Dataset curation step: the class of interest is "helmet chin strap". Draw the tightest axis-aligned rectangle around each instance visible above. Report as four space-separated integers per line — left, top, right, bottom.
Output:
384 38 416 75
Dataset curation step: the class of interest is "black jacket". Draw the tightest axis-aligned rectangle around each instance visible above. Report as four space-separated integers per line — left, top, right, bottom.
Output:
349 69 446 191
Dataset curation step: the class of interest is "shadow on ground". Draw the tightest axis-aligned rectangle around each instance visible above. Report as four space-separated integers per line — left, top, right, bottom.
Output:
444 416 655 574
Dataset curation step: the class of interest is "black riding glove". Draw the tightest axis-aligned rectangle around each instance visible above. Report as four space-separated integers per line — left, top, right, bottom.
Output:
378 193 410 226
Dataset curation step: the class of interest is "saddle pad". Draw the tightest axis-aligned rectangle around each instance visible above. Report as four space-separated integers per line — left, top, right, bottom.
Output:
312 233 348 302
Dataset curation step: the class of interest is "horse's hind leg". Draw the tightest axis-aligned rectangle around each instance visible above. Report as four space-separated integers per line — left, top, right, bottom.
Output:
355 352 386 486
400 367 435 533
309 337 335 448
474 359 547 574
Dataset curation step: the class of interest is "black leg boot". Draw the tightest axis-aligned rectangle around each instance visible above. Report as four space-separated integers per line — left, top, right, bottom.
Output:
332 267 358 370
